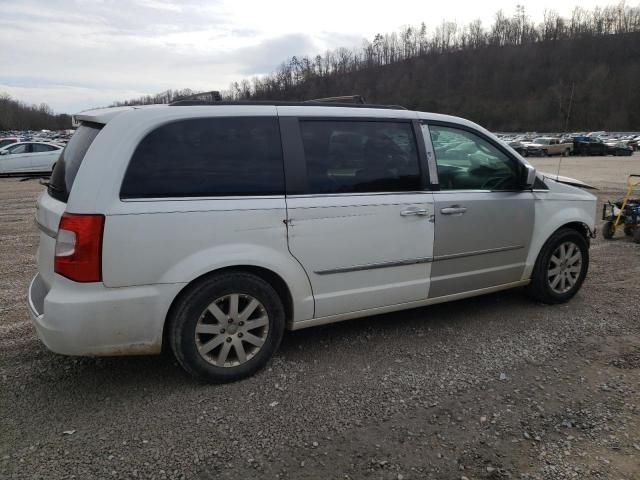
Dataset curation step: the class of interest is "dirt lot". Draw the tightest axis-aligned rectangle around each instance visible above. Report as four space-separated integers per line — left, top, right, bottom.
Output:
1 156 639 480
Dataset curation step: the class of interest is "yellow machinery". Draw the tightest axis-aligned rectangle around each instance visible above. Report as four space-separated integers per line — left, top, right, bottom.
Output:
602 174 640 243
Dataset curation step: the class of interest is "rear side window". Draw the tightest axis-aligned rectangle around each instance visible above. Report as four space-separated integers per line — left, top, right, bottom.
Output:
49 123 102 202
299 120 421 194
33 144 59 152
120 117 284 198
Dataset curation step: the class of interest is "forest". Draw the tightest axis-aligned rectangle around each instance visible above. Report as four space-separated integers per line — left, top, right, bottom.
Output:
5 3 640 131
0 94 72 131
226 3 640 131
117 3 640 131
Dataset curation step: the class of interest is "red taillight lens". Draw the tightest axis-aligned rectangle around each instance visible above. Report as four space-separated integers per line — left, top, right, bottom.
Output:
54 213 105 282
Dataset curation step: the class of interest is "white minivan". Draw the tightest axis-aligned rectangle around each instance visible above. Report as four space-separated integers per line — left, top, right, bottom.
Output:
29 101 597 382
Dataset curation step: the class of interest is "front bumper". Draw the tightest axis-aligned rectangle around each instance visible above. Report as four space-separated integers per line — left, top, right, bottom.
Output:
28 273 183 356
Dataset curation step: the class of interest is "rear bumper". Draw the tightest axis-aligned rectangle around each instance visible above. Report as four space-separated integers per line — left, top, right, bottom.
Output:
28 273 184 356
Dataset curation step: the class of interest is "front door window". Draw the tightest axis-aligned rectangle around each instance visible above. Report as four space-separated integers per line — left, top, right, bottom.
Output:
428 125 519 191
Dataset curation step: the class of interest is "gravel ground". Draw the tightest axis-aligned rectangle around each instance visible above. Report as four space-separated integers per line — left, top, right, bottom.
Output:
1 156 639 479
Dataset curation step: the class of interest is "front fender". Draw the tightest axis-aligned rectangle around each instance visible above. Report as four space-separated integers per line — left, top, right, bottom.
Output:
523 193 597 279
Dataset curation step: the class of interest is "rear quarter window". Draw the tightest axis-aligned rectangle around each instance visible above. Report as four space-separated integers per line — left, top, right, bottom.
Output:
48 123 103 202
120 117 284 198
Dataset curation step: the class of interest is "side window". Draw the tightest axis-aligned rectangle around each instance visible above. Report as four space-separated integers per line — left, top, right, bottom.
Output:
32 144 57 152
299 120 421 194
429 125 520 191
121 117 284 198
7 144 29 154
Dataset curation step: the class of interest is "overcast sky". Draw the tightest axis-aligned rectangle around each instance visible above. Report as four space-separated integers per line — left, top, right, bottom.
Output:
0 0 607 113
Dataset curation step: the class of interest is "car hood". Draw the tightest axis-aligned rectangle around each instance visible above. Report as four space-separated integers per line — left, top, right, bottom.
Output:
540 172 597 190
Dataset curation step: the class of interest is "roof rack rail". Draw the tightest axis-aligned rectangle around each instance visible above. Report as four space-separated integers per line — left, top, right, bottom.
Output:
305 95 366 104
171 90 222 105
169 96 406 110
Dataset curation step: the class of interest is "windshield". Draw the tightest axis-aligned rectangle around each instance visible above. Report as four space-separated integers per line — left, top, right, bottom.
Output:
48 123 102 202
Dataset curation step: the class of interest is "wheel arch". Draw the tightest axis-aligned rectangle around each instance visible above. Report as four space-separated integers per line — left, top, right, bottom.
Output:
162 265 299 352
524 205 595 281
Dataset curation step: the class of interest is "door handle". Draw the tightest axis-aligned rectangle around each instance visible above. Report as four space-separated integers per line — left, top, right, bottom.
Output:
400 207 429 216
440 206 467 215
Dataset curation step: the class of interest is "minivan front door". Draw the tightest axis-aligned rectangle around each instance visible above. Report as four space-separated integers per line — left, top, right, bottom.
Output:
282 116 434 318
423 123 534 298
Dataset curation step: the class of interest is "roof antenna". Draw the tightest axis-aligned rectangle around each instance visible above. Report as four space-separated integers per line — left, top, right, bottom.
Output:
557 82 575 181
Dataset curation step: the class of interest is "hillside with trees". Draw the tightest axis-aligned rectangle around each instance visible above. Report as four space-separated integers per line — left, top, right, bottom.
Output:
0 94 71 131
225 3 640 131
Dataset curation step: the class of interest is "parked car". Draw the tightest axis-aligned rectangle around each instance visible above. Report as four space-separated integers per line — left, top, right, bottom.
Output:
523 137 573 157
626 136 639 151
605 140 634 156
29 102 597 382
0 141 63 175
0 137 19 149
508 140 527 156
572 136 607 156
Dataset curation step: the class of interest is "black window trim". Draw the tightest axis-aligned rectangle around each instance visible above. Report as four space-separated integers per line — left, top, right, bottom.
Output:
281 116 431 196
422 120 532 192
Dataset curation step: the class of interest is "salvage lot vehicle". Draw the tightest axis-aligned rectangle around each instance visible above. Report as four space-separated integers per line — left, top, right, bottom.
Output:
0 137 20 149
605 140 634 156
523 137 572 157
572 135 607 156
0 141 63 174
28 101 597 382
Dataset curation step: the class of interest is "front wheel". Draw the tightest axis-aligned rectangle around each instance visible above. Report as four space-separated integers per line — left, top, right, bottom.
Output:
526 228 589 304
169 272 285 383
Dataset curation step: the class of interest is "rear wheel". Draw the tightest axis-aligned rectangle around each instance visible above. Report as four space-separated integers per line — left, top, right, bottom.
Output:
602 221 616 239
634 229 640 244
624 225 635 236
169 272 285 383
527 228 589 304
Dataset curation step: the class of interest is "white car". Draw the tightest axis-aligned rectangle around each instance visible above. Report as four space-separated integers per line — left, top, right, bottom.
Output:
28 101 597 382
0 141 62 174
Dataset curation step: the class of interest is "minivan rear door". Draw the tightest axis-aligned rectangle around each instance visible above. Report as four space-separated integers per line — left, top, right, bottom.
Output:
36 123 103 288
280 110 435 319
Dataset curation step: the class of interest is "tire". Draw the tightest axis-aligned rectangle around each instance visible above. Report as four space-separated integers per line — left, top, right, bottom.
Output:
526 228 589 304
602 221 616 239
562 149 570 157
169 272 285 383
624 225 634 237
634 229 640 244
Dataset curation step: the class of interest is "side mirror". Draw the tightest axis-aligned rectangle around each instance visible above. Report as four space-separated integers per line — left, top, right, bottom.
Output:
522 164 536 189
0 150 7 156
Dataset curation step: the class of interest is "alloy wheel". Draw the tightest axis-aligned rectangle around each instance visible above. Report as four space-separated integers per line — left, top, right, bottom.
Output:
547 241 582 294
194 293 269 367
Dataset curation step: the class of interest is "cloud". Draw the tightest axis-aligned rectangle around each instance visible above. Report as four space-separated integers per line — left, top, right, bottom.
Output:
0 0 603 113
231 34 319 74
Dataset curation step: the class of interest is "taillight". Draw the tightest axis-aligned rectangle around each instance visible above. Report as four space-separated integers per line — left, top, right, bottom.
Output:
54 213 105 282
